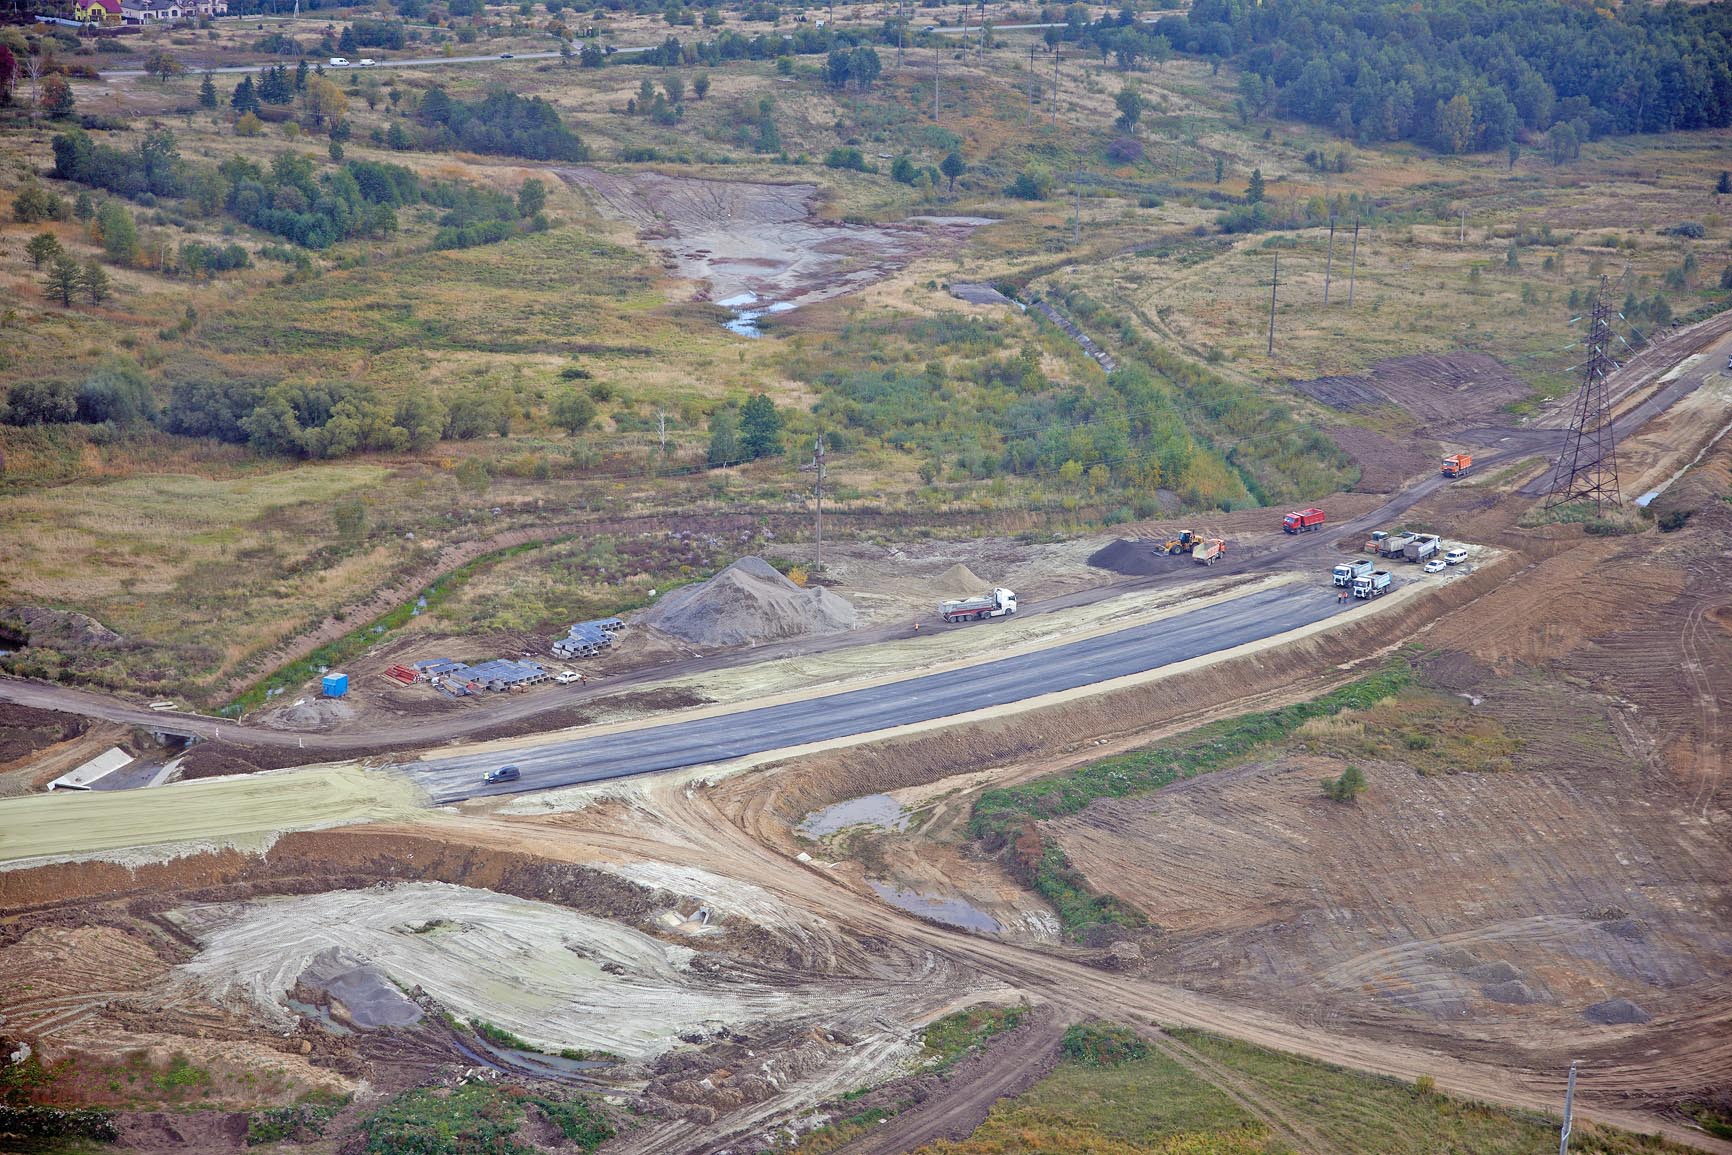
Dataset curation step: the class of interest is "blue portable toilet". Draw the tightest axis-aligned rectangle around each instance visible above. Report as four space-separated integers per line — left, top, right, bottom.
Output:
321 672 349 698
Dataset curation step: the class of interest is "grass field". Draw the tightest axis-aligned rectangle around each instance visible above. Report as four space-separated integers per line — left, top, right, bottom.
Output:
916 1026 1705 1155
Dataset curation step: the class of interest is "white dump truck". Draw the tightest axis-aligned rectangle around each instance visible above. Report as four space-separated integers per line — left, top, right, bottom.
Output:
940 588 1018 623
1333 558 1375 587
1353 570 1393 600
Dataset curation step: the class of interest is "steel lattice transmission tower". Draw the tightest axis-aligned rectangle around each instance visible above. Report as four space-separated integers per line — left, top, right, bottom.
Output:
1545 282 1621 511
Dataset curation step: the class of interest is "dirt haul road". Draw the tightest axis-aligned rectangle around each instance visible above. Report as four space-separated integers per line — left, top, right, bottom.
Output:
401 779 1732 1155
407 581 1377 803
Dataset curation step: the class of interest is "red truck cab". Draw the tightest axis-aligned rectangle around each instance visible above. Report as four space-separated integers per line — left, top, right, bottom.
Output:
1283 507 1326 534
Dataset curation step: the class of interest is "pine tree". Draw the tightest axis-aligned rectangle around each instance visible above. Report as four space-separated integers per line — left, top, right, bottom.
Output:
1718 171 1732 195
1245 167 1265 203
25 232 63 270
78 260 111 305
231 75 260 113
739 393 783 459
199 70 217 109
44 254 81 307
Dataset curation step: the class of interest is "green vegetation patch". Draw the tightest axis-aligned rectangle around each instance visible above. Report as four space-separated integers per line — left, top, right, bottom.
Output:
357 1083 610 1155
1294 688 1521 774
971 663 1413 938
1167 1028 1700 1155
917 1030 1269 1154
920 1004 1029 1073
1060 1024 1152 1068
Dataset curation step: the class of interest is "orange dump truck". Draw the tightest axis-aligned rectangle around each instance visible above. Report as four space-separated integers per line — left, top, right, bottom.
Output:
1441 452 1472 477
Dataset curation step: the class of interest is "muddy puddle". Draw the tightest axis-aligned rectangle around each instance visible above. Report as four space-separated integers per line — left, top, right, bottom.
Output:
562 168 992 332
868 881 1001 934
799 793 911 838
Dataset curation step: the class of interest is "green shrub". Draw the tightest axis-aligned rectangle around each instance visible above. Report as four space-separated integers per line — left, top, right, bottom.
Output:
1060 1023 1150 1067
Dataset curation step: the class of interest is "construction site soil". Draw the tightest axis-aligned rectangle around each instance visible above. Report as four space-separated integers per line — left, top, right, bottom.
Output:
1289 352 1532 434
5 374 1732 1151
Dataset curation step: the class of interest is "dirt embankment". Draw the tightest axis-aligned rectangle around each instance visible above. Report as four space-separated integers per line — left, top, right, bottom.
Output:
1289 352 1531 434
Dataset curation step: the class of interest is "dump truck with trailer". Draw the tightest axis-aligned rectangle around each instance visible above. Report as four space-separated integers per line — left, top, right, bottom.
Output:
1404 533 1441 563
1353 570 1393 600
1192 538 1226 565
1282 507 1327 534
1441 452 1473 478
1378 531 1416 558
941 587 1018 623
1333 558 1375 587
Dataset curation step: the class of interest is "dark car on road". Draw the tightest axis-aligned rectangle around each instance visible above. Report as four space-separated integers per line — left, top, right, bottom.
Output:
483 765 521 784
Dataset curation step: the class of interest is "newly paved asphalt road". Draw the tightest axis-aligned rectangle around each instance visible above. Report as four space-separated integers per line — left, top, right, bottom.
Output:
411 580 1379 803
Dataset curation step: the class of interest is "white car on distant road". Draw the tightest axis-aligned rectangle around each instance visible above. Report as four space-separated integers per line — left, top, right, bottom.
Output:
1424 558 1447 573
555 670 582 684
357 58 377 66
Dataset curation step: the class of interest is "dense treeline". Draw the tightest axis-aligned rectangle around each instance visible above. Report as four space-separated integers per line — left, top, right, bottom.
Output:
1046 0 1732 151
415 87 590 162
48 127 543 252
0 364 491 460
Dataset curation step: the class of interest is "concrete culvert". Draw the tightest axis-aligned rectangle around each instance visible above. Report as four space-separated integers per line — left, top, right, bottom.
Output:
1584 997 1652 1025
638 557 857 648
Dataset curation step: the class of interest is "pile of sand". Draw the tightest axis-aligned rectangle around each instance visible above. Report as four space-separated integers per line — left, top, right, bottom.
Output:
929 563 989 599
639 557 857 648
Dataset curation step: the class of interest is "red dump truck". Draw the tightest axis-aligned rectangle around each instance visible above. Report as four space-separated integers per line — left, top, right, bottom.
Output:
1441 452 1473 478
1282 507 1326 534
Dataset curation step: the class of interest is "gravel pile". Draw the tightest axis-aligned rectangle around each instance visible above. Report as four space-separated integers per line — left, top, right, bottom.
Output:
640 557 857 647
1584 997 1651 1025
1087 538 1186 576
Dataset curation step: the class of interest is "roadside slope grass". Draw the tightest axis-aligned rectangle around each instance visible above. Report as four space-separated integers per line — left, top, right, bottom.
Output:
970 662 1414 939
916 1024 1704 1155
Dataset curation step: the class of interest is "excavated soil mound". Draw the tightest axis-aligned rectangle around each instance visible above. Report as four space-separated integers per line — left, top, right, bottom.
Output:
0 605 127 650
1086 538 1187 576
297 946 423 1029
639 557 857 648
1584 997 1652 1025
1483 980 1547 1005
930 563 989 599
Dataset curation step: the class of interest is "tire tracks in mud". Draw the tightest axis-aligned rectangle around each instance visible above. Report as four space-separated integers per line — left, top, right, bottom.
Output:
826 1005 1075 1155
477 780 1732 1154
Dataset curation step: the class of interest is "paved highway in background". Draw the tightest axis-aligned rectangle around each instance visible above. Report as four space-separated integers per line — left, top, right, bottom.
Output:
409 581 1373 803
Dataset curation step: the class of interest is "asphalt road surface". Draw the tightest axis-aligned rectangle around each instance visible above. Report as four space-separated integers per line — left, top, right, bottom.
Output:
411 580 1377 803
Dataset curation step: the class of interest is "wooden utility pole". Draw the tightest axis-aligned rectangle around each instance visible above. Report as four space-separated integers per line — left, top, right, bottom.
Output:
1267 254 1278 355
1072 179 1080 246
1323 218 1336 305
1052 49 1059 125
933 38 940 121
1347 219 1360 306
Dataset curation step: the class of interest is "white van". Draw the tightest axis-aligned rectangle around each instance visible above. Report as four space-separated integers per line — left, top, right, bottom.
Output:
329 56 350 66
1443 547 1469 565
